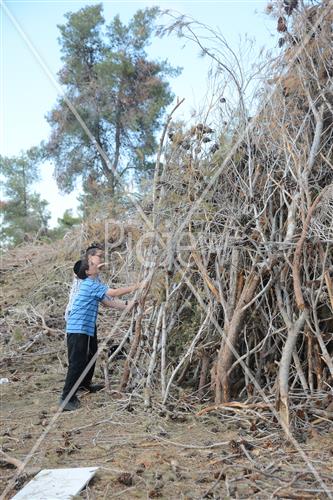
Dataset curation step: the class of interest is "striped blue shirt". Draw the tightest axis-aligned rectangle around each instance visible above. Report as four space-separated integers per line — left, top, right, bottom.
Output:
66 277 109 336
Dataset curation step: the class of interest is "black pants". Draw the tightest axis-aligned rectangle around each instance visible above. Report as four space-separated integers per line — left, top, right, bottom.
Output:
62 328 97 400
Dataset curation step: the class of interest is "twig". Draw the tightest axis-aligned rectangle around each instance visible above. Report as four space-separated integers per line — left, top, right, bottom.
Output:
0 450 24 469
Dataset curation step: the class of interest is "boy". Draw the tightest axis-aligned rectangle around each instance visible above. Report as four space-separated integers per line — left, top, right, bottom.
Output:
60 251 143 411
65 244 104 322
64 245 109 393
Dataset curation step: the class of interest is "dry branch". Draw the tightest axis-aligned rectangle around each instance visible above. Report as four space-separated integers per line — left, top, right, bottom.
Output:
0 450 24 469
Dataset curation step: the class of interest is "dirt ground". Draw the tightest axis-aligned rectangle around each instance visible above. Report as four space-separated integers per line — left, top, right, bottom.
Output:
1 335 333 500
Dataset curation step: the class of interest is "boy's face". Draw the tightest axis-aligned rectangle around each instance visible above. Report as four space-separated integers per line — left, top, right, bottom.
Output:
88 250 105 275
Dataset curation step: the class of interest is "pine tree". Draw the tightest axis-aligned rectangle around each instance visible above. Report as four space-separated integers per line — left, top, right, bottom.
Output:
0 150 50 246
43 5 180 207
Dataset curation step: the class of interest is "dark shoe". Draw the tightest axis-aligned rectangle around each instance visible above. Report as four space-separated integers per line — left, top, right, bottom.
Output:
78 383 104 393
77 385 90 393
59 396 81 411
88 383 105 393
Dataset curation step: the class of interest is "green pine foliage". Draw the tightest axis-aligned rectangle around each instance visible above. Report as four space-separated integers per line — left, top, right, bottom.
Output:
47 209 82 240
0 150 50 247
43 4 181 205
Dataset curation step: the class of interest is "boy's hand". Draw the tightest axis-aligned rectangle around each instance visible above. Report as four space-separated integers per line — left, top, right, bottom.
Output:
126 299 138 309
139 278 150 289
133 282 143 291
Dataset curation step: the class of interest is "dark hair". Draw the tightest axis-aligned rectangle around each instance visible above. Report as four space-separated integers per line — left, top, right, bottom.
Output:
73 260 82 276
73 245 103 279
76 259 89 280
86 242 103 253
86 248 104 259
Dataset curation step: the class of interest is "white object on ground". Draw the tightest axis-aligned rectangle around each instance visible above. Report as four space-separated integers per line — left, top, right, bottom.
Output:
0 378 9 384
12 467 99 500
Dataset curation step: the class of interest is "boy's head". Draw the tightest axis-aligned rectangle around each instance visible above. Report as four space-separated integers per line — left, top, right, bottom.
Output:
85 243 104 265
73 244 105 279
73 260 82 277
85 242 103 253
86 246 104 272
75 259 89 280
78 256 102 278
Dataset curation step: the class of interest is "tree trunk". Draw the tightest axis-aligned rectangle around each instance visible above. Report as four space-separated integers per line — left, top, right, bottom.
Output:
277 312 306 432
119 305 143 391
198 352 209 400
111 111 121 185
215 271 260 403
22 164 27 217
119 274 151 392
95 122 115 195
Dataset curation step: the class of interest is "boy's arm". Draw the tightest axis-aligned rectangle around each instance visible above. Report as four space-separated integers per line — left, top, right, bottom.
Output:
105 281 146 298
101 298 135 310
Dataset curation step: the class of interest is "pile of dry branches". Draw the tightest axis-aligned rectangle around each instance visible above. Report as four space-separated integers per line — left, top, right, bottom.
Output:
115 1 333 431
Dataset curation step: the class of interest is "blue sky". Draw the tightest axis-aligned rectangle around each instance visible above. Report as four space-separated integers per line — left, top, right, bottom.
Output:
1 1 277 226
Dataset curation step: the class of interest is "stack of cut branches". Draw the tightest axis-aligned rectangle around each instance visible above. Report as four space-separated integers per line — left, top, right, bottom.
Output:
114 1 333 433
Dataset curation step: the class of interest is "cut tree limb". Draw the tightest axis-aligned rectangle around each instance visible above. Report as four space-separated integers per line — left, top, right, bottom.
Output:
0 450 24 469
